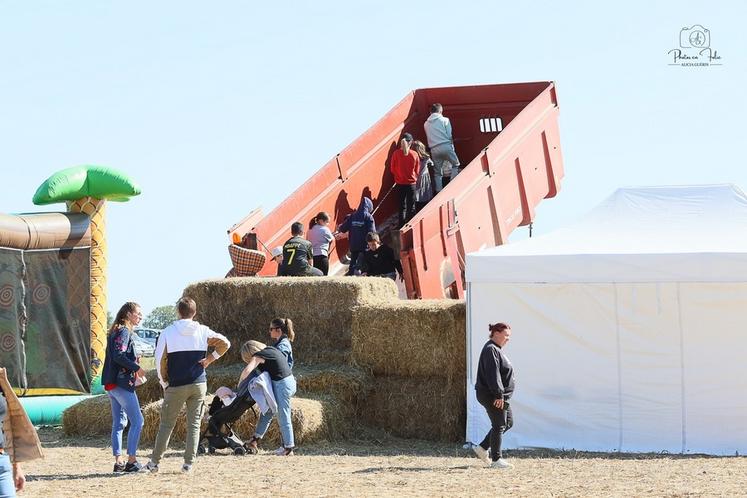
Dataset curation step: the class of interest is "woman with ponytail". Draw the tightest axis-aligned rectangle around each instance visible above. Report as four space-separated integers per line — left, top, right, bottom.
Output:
307 211 334 275
472 322 515 469
101 302 147 472
269 318 294 370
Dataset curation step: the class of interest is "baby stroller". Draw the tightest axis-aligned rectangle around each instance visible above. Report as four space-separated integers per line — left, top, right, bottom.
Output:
198 377 257 456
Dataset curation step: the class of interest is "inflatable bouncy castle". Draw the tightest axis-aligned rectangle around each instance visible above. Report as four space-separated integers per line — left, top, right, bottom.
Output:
0 165 140 422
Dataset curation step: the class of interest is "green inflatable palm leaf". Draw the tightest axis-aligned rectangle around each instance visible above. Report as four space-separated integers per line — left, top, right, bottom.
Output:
33 165 142 205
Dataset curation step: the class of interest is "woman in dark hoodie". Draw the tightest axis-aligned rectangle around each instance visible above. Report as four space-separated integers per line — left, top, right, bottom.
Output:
337 196 376 275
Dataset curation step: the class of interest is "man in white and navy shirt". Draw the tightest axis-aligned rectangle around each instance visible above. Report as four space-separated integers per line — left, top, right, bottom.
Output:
145 297 230 474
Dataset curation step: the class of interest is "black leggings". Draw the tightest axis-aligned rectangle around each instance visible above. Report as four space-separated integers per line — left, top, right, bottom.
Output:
313 255 329 275
396 184 416 228
476 390 514 461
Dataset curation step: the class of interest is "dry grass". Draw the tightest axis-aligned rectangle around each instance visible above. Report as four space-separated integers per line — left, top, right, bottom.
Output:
183 277 398 365
351 300 466 382
24 426 747 498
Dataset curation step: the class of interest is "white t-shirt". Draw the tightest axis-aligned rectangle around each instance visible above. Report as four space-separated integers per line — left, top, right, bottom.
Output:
308 224 334 257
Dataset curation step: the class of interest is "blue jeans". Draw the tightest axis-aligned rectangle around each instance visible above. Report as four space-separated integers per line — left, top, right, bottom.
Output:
254 375 297 448
0 454 15 497
108 387 144 457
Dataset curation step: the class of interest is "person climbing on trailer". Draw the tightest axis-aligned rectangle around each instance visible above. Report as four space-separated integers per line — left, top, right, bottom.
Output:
337 197 376 275
389 132 420 228
424 103 461 192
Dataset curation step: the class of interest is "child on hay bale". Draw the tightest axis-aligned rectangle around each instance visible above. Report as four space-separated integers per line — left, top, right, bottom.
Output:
308 212 334 276
279 222 323 277
270 246 283 276
360 232 403 281
240 340 297 456
145 297 231 474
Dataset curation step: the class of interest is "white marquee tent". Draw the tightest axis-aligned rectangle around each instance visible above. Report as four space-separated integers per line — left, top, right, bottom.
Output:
465 185 747 454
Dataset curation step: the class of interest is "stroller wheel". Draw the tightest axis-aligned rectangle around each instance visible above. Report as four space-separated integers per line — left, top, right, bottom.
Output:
233 446 247 456
208 446 216 455
197 444 206 455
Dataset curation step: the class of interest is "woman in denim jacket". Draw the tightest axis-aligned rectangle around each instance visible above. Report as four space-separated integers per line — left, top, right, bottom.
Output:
101 302 146 472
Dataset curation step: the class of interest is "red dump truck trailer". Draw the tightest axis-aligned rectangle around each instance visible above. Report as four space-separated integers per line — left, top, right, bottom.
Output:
229 82 563 299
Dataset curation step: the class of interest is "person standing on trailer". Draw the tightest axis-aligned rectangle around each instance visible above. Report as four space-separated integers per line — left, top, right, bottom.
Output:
424 103 461 192
389 132 420 228
337 197 376 275
412 140 434 211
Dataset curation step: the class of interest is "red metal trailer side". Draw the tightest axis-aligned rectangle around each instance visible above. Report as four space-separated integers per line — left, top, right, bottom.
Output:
229 82 563 298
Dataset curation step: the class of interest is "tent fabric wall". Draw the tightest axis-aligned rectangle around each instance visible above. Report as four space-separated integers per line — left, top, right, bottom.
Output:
465 185 747 455
467 281 747 455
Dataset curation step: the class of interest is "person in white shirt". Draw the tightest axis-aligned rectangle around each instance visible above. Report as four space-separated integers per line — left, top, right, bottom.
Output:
145 297 230 474
308 212 335 275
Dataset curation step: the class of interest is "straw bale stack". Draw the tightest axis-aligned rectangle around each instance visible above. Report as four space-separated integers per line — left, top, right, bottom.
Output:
183 277 398 365
351 300 466 382
358 376 466 442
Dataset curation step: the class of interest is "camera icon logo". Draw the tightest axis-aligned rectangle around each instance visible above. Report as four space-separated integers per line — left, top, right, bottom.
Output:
680 24 710 49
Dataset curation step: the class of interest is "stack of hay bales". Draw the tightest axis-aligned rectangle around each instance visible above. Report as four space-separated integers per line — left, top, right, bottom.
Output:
184 277 398 365
351 300 467 441
64 278 470 447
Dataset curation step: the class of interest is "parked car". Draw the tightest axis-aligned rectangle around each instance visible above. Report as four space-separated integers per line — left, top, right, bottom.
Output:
132 334 156 357
134 328 161 347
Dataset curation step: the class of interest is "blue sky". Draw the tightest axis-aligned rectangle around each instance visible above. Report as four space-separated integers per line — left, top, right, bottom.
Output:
1 1 745 316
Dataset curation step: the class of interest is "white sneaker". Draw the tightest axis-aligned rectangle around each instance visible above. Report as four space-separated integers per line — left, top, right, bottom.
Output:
472 445 490 465
274 446 286 456
144 461 159 473
181 463 193 474
491 458 513 469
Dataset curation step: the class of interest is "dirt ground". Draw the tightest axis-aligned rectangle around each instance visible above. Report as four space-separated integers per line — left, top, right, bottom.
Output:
20 427 747 497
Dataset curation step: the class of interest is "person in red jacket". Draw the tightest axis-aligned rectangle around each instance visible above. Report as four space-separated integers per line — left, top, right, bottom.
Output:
389 132 421 228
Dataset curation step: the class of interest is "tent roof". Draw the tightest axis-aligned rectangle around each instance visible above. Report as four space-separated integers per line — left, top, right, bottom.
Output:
466 184 747 283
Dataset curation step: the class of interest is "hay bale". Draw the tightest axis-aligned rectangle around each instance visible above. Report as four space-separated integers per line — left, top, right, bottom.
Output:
294 364 369 413
140 394 347 446
182 277 398 365
351 300 466 381
62 395 112 436
63 384 356 444
135 370 164 405
358 375 466 442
